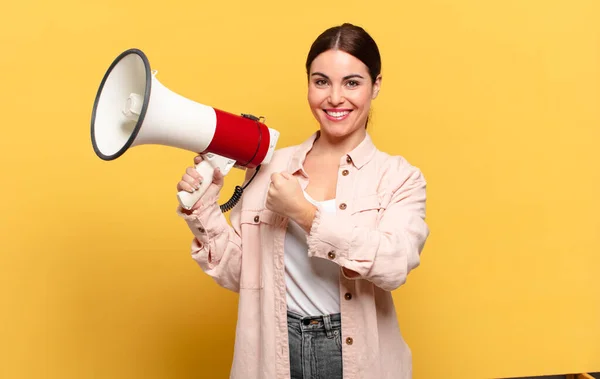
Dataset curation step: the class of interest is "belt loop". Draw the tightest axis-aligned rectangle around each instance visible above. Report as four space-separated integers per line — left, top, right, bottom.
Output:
323 314 334 338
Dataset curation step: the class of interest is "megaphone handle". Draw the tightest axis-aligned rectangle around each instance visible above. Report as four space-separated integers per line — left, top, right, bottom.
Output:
177 160 215 210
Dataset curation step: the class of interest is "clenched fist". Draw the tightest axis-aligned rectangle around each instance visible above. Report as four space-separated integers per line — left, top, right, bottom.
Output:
266 172 316 232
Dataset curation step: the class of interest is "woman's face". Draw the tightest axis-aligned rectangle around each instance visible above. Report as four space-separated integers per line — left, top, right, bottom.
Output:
307 49 381 140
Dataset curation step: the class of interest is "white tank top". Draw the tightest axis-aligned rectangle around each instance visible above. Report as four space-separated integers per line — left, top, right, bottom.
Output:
284 191 340 316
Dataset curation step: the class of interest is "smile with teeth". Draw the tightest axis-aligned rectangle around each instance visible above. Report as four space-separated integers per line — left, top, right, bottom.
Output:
324 109 352 120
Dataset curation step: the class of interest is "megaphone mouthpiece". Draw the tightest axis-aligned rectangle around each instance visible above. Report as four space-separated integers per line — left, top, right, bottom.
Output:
122 93 144 119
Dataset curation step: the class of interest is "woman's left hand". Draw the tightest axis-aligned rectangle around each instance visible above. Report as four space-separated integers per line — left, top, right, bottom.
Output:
266 172 316 230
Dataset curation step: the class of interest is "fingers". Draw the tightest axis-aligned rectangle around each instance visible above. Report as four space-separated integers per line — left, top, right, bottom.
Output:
177 180 195 193
177 167 203 193
177 174 199 193
270 172 295 192
272 171 292 180
270 173 279 189
270 172 289 187
186 168 203 188
186 167 202 182
176 155 227 198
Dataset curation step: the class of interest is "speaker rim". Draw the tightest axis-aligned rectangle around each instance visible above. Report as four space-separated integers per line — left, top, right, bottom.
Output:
90 48 152 161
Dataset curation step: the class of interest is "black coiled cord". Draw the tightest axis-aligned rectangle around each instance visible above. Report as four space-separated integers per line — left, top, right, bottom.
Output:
219 165 261 213
219 185 243 213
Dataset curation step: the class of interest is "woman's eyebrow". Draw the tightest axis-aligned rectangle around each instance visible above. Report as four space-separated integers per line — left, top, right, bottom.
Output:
311 72 365 80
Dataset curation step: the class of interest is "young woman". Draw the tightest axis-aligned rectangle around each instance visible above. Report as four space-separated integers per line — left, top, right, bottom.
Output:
177 23 429 379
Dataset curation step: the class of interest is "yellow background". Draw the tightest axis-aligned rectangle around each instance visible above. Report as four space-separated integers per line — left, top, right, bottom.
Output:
1 0 599 378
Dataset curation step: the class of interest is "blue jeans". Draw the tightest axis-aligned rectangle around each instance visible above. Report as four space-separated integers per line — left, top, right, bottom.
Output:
287 310 343 379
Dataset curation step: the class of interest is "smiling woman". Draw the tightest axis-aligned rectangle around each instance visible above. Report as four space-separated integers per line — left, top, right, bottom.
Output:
176 22 429 379
307 49 380 138
305 23 382 134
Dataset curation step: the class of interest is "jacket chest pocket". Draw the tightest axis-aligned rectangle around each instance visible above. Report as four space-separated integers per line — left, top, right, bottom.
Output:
238 209 281 289
351 193 385 226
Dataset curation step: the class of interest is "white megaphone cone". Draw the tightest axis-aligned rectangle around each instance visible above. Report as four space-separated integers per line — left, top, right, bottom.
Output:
91 48 280 211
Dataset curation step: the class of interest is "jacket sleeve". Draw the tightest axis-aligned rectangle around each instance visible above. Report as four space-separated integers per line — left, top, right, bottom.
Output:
306 159 429 292
176 188 245 293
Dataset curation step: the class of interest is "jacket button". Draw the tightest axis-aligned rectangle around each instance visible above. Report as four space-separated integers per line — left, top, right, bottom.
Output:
344 293 352 300
346 156 352 164
346 337 353 345
254 215 260 223
339 203 347 210
327 251 336 259
342 169 349 176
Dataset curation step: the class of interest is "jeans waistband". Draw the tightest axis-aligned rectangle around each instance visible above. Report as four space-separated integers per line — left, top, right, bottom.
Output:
287 310 341 323
287 310 341 336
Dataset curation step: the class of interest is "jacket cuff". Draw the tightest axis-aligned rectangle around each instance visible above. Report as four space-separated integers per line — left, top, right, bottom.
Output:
307 208 351 261
306 208 379 279
176 195 227 258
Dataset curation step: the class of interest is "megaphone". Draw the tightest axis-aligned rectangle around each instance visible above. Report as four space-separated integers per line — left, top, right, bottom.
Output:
90 48 280 211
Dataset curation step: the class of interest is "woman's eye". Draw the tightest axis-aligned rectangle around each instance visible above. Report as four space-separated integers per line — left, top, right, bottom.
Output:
315 79 328 86
346 80 359 88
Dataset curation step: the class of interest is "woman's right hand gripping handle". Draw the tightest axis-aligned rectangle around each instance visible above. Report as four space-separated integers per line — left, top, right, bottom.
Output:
177 155 224 212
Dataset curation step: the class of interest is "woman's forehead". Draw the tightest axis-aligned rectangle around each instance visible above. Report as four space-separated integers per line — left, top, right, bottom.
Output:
309 50 369 76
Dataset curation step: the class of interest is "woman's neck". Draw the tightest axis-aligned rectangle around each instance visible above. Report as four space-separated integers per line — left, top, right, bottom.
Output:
310 128 366 159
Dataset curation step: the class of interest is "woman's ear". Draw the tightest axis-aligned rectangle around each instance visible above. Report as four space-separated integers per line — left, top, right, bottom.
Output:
372 74 382 99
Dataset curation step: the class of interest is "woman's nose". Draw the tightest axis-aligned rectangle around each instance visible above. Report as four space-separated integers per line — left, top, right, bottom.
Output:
328 87 344 106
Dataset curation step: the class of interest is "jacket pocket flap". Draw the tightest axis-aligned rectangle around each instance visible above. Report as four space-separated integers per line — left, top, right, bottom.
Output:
240 209 279 225
351 194 382 214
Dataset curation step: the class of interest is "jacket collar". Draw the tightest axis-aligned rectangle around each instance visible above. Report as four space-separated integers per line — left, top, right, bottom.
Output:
288 130 377 176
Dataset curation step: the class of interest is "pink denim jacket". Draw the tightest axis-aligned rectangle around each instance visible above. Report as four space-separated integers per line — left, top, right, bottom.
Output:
177 132 429 379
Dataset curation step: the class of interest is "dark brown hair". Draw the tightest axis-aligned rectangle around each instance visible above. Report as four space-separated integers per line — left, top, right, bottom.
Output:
305 23 381 84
